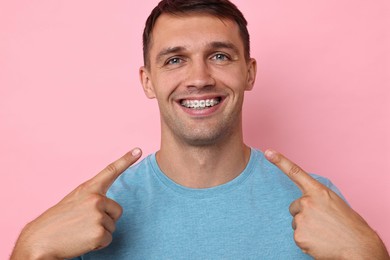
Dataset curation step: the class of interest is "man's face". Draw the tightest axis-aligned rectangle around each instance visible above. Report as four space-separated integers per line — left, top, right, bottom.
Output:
140 13 256 146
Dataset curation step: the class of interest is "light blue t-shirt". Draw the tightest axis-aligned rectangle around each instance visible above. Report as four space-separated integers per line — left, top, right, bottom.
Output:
76 148 343 259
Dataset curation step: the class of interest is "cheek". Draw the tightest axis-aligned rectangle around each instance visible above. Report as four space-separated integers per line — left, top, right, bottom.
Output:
155 70 185 94
151 77 177 101
214 67 247 90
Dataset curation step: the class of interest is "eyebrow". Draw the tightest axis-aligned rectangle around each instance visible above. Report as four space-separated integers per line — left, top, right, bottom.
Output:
207 41 240 55
155 41 240 64
156 46 187 64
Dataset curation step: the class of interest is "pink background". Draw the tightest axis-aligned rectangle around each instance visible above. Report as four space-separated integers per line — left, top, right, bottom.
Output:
1 0 389 258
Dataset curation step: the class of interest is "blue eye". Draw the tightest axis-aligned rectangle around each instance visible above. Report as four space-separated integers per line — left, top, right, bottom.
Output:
167 57 182 65
212 53 229 61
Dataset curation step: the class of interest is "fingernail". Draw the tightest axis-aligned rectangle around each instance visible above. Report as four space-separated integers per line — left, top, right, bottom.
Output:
265 149 275 160
132 148 141 157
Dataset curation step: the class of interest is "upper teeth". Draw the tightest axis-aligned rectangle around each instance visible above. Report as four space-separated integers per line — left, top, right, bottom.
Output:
181 98 220 109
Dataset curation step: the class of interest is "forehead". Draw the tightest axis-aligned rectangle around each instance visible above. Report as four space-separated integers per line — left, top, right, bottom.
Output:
149 13 244 55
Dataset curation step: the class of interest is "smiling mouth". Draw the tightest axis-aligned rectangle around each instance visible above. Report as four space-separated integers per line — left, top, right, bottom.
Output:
180 97 221 110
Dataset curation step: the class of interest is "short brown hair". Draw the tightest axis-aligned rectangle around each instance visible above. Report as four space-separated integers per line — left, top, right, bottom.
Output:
142 0 250 68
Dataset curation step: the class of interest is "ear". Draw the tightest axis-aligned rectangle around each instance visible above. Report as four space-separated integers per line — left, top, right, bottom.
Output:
139 66 156 99
245 58 257 91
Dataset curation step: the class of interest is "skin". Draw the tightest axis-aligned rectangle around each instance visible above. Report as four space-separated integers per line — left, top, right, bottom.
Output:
140 14 257 188
265 150 389 259
11 12 389 260
11 148 142 259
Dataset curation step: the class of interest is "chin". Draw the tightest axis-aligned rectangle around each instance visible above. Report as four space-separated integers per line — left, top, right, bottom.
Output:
180 129 231 147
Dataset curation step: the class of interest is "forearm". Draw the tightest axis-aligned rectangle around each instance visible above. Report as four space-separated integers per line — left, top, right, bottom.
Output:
11 224 62 260
343 231 390 260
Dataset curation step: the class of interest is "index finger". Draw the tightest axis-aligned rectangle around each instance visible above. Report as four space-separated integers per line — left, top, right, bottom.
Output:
88 148 142 194
264 149 320 194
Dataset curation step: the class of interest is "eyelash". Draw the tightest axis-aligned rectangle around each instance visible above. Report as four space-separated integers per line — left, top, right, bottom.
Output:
164 53 231 66
166 57 183 65
212 53 230 61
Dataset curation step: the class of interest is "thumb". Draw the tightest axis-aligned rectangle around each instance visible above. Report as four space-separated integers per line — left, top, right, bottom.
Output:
87 148 142 194
264 149 320 194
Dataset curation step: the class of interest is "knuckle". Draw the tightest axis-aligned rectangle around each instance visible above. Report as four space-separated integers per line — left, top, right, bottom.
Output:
117 205 123 218
289 203 297 216
111 223 117 233
291 218 297 230
87 226 107 251
105 162 118 175
76 182 91 193
293 230 302 244
115 202 123 217
299 196 313 209
318 187 332 198
90 226 112 250
101 233 113 248
288 164 301 177
93 213 106 225
77 180 98 194
92 226 107 242
112 206 123 221
86 193 104 208
293 230 308 249
294 213 304 226
107 219 117 233
107 201 123 221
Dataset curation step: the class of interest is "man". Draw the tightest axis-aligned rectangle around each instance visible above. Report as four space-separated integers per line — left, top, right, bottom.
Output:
11 0 389 259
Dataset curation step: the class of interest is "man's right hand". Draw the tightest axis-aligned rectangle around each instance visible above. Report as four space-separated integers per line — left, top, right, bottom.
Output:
11 148 142 260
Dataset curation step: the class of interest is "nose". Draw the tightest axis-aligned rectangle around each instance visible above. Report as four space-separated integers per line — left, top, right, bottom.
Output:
184 59 215 91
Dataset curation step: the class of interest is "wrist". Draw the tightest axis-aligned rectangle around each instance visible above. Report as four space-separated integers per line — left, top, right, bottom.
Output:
11 225 62 260
11 246 60 260
11 247 62 260
341 231 390 260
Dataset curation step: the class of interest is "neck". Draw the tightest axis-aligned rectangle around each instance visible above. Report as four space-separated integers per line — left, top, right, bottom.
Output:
156 130 251 189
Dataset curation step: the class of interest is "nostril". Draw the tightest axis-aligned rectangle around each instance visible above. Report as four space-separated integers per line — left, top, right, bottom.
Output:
185 70 216 89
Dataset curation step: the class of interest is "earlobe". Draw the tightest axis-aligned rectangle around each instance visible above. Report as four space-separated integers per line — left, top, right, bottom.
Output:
245 58 257 91
139 66 156 99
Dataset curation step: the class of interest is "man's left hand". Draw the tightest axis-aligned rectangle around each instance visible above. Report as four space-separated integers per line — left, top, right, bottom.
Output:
265 149 389 259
